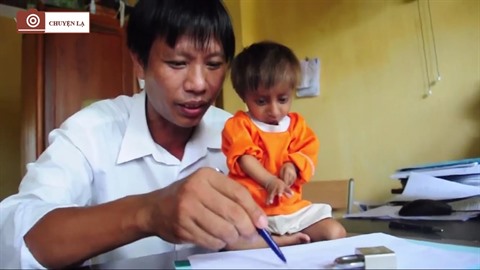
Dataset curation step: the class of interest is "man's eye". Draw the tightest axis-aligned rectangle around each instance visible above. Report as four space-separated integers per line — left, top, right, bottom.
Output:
207 61 223 69
166 61 186 69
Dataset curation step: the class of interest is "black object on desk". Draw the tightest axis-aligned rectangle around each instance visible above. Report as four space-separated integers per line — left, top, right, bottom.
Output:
398 199 453 216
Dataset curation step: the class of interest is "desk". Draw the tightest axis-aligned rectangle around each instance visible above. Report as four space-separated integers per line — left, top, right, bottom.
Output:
83 218 480 269
339 218 480 247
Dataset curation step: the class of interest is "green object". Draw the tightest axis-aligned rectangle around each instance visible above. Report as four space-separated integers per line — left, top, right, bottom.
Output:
174 260 191 270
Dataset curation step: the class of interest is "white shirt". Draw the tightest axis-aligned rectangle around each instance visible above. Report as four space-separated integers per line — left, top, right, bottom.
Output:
0 91 231 269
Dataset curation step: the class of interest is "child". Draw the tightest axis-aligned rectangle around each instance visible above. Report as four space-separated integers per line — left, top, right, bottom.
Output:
222 41 346 249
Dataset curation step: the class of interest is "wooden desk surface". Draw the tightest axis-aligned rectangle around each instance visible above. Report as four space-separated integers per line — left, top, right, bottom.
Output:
83 218 480 269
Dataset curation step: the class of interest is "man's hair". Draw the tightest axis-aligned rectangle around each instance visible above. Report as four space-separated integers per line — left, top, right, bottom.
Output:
127 0 235 68
231 41 301 100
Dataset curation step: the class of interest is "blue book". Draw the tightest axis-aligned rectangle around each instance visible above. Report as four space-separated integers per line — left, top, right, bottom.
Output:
391 158 480 179
396 158 480 172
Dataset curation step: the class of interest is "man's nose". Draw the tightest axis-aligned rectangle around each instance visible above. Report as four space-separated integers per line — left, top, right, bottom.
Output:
184 66 206 93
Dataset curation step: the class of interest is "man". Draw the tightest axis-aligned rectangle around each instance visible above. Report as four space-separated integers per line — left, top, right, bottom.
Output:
0 1 267 268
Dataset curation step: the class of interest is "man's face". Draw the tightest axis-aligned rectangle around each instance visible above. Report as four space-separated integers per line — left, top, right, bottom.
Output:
136 36 227 128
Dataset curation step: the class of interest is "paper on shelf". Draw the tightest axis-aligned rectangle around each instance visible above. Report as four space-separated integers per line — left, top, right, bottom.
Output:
187 233 480 269
344 174 480 220
390 173 480 202
396 158 480 172
390 163 480 179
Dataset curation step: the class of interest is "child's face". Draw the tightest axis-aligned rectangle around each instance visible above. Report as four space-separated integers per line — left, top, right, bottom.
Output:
244 82 293 125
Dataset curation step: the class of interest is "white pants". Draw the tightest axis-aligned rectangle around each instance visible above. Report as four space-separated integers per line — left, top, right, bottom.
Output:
267 203 332 235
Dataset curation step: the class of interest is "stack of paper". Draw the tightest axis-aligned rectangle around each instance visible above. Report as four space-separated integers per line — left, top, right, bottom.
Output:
390 158 480 180
345 173 480 220
347 159 480 220
390 173 480 202
390 158 480 206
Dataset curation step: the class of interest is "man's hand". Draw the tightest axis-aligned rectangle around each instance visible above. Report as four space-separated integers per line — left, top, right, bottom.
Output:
139 167 268 251
279 162 297 187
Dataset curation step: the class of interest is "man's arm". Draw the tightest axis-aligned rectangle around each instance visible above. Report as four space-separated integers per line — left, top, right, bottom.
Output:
24 195 147 268
24 167 267 269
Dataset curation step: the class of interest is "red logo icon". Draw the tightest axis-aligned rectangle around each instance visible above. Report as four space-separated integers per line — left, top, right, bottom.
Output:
16 9 46 33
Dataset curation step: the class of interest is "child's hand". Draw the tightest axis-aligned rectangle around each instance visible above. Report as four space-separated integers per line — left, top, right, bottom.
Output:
280 162 297 187
264 178 293 205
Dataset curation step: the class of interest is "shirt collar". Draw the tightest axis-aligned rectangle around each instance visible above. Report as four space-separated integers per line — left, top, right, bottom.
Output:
116 91 221 165
117 91 157 164
248 112 291 133
177 108 225 169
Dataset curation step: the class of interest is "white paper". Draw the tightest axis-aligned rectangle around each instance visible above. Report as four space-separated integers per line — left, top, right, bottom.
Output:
296 58 320 97
449 196 480 211
188 233 480 269
391 173 480 201
344 175 480 220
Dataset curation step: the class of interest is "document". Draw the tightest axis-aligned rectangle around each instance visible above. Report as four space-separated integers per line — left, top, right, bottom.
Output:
344 173 480 220
187 233 479 269
390 173 480 202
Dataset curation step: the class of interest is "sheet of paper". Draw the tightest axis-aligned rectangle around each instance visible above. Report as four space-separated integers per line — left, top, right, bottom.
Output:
449 196 480 211
188 233 480 269
344 205 401 219
391 173 480 201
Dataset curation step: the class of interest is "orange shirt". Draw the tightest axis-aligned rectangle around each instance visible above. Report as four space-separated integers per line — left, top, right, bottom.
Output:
222 111 319 216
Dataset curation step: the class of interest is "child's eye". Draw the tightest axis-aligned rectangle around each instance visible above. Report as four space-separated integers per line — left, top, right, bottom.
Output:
255 99 266 105
278 96 289 103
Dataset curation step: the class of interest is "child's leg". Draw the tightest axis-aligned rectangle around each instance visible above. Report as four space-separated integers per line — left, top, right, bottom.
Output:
301 218 346 242
225 232 310 250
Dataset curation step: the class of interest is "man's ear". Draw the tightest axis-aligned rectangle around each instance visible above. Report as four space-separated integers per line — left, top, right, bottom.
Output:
130 52 145 80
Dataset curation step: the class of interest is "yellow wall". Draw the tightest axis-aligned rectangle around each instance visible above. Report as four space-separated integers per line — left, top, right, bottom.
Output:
223 0 247 111
0 15 22 200
224 0 480 203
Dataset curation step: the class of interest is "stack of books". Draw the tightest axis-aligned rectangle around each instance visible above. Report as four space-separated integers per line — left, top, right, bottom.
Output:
391 158 480 190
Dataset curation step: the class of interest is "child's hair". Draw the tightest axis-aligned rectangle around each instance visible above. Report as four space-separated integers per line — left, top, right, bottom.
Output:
231 41 301 99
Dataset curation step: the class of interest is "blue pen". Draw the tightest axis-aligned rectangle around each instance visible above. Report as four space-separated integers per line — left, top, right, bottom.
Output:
257 228 287 263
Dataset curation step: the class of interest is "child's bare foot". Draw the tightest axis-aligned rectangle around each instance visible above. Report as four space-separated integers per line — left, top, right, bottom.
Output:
273 232 310 246
224 232 310 251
